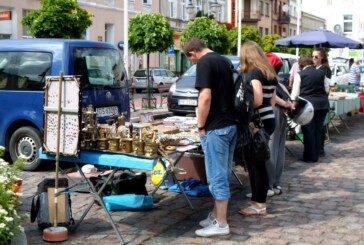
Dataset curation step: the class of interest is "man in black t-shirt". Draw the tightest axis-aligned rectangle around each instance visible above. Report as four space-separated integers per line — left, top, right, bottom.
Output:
183 38 237 237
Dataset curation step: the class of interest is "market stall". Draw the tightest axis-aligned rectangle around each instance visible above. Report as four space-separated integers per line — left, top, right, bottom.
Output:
40 76 203 244
327 92 362 133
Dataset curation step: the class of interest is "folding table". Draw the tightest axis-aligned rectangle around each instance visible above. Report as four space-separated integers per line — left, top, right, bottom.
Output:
38 148 194 244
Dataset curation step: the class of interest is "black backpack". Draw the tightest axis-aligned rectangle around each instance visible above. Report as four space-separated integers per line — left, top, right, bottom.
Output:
233 69 254 127
30 178 74 230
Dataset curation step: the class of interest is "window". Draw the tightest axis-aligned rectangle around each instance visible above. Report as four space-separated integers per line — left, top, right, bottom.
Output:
169 0 177 18
0 52 52 91
343 14 353 32
259 1 264 16
265 28 269 35
22 9 32 37
265 2 269 17
143 0 152 5
181 0 188 20
259 27 263 36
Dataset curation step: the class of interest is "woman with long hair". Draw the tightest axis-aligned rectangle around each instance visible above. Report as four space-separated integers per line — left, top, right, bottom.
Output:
238 41 277 216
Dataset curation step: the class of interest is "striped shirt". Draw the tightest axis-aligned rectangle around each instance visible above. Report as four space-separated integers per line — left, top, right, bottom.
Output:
248 68 276 121
349 63 360 85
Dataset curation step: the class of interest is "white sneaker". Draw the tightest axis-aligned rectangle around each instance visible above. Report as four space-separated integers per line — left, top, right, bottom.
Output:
267 189 275 197
246 190 274 198
199 212 214 228
195 219 230 237
273 186 282 195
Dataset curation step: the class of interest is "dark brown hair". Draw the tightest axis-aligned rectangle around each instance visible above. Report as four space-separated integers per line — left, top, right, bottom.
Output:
182 37 207 56
313 47 329 66
298 54 314 70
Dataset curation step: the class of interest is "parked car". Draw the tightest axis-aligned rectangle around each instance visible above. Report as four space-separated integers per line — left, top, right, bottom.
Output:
330 63 350 86
132 68 178 93
359 65 364 86
274 52 298 87
167 53 296 115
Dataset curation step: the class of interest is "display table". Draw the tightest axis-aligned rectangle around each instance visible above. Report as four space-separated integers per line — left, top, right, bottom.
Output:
38 148 194 244
328 95 362 132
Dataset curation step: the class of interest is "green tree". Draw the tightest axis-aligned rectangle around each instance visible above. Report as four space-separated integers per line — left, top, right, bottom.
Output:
181 17 229 54
21 0 92 39
128 13 174 108
228 25 262 55
261 34 287 52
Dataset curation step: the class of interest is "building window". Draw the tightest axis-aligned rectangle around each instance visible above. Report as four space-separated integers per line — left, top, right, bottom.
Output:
105 0 115 6
343 14 353 32
259 27 263 36
169 0 177 18
265 28 269 35
143 0 152 5
265 2 269 17
259 1 264 16
181 0 187 20
22 9 32 37
274 25 277 34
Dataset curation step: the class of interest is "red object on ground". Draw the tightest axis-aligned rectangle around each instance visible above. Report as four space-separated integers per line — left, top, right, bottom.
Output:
359 93 364 113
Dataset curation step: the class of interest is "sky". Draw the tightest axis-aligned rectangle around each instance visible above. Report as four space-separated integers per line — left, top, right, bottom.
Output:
301 0 328 18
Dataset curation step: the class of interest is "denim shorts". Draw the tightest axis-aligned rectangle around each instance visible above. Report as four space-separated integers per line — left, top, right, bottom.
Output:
199 124 237 200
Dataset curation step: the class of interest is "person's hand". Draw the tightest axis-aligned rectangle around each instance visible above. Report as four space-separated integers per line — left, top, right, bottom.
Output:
198 128 206 136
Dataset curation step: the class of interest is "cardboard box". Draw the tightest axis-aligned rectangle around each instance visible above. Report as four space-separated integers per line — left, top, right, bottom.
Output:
175 152 206 185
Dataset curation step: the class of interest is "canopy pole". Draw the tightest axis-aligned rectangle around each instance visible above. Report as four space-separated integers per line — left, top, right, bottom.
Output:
296 0 301 56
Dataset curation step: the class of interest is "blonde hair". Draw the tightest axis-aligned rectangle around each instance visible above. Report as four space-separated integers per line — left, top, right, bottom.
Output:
240 41 278 81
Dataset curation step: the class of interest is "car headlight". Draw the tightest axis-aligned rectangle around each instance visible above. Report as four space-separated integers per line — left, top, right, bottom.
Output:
169 83 176 93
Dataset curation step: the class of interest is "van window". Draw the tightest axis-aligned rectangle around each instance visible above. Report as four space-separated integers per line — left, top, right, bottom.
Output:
0 52 52 91
74 48 126 88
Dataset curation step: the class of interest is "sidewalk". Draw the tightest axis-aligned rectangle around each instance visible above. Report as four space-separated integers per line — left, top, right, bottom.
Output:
19 113 364 244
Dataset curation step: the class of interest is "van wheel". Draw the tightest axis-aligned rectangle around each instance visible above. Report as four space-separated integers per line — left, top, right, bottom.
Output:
9 126 42 171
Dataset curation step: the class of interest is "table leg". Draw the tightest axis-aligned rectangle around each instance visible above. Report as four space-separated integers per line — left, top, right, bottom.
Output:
72 164 125 244
150 154 194 209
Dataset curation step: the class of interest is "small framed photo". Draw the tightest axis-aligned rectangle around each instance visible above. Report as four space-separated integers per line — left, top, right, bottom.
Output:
139 112 154 123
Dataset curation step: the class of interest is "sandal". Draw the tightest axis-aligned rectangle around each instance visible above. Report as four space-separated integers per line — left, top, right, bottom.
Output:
238 205 267 216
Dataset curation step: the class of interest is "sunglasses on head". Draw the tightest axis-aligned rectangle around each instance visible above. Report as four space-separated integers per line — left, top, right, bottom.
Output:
184 51 192 57
312 55 320 59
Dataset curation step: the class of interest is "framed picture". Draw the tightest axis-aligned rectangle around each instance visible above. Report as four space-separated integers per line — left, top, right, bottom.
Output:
139 112 154 123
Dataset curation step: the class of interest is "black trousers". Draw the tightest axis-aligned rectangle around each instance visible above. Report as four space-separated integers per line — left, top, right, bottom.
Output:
245 118 274 203
302 109 327 162
246 158 268 203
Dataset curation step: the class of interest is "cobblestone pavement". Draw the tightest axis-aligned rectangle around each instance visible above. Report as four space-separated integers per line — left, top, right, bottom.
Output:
18 113 364 245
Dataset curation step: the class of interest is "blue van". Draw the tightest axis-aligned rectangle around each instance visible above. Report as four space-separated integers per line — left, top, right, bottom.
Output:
0 39 130 170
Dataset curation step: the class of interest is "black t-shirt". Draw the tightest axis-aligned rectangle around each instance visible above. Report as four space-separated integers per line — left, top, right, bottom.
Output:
195 52 235 131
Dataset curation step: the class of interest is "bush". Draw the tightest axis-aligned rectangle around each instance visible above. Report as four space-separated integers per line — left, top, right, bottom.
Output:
0 146 25 243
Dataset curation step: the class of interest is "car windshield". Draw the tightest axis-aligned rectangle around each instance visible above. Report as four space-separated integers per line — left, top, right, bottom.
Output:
182 65 197 77
134 70 148 77
74 47 126 88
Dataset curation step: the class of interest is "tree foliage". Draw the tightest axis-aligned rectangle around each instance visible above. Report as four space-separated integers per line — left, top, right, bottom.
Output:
21 0 92 39
181 17 229 54
228 25 262 55
128 13 174 54
261 34 286 52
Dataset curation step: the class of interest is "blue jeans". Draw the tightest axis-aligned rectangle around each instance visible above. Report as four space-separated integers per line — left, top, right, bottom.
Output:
199 125 237 200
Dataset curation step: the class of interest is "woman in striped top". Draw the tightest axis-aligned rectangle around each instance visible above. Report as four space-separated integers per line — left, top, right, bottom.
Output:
238 41 277 216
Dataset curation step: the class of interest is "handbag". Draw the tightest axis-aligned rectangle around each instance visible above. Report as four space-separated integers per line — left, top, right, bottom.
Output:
248 112 271 162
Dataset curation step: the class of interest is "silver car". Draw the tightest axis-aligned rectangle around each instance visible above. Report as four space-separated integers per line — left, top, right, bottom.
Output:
132 68 178 93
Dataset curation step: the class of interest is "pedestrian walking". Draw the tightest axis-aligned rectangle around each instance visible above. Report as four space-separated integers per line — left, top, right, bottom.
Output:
183 37 237 237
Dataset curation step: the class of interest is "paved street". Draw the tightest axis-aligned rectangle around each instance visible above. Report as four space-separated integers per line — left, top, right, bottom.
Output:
18 112 364 245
